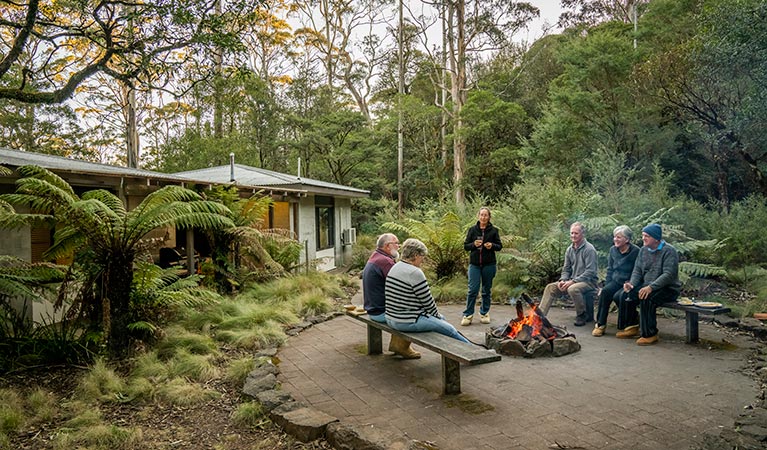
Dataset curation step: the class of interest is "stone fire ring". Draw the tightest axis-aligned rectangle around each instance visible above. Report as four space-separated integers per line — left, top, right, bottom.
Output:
484 326 581 358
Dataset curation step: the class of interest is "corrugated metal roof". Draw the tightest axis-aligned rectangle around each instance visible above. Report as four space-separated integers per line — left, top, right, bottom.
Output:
175 164 369 198
0 148 189 182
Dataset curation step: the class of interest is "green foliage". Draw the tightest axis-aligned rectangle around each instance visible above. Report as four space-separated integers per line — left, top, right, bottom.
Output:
349 234 377 271
0 389 24 434
293 289 333 316
0 165 235 356
76 359 128 403
166 349 219 382
26 389 58 423
232 401 266 428
383 211 466 279
225 356 256 385
431 276 468 303
710 196 767 267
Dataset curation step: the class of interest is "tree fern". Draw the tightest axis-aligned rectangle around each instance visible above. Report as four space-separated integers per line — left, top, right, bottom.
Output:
679 262 727 278
0 165 235 355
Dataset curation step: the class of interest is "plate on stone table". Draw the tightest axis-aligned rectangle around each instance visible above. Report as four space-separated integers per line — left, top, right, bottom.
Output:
693 301 723 308
677 298 694 306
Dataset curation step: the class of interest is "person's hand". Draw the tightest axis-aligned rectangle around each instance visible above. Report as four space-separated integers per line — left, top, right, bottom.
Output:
557 280 572 291
638 285 653 300
474 239 482 248
483 242 493 250
623 281 633 293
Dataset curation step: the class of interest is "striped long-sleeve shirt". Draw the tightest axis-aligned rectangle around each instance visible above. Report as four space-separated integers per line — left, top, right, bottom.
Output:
384 261 439 323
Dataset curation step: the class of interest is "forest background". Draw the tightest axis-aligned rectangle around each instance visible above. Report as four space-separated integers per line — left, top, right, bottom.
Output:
2 0 767 309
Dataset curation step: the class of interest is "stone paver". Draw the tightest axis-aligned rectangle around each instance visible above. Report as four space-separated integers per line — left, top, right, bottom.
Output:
278 296 758 450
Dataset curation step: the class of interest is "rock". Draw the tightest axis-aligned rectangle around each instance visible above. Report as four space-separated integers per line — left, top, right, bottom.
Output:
255 389 293 412
242 373 277 398
553 336 581 357
255 348 278 358
326 423 421 450
497 339 527 357
525 339 551 358
270 406 337 442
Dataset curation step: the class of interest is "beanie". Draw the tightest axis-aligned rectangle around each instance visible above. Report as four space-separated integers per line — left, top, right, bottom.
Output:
642 223 662 241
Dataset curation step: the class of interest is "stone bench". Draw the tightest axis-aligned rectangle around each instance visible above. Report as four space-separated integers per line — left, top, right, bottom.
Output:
346 312 501 395
661 302 731 344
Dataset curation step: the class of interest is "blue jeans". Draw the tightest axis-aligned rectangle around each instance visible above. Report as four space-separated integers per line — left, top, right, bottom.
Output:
369 313 386 323
464 264 497 317
386 315 470 343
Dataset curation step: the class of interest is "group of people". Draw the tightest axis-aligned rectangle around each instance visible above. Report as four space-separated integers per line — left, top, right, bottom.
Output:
536 221 680 345
362 206 680 356
362 233 470 358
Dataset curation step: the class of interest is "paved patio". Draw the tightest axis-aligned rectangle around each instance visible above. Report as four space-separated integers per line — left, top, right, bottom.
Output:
278 296 758 450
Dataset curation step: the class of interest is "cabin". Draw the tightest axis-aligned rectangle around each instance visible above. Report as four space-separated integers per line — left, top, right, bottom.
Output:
0 148 369 323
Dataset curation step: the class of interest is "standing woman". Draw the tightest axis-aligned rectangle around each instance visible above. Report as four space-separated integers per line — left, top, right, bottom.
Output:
461 207 503 326
592 225 640 336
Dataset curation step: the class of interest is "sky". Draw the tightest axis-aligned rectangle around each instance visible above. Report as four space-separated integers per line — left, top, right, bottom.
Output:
522 1 566 42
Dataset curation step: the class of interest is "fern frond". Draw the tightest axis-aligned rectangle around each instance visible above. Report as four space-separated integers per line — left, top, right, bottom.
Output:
679 262 726 278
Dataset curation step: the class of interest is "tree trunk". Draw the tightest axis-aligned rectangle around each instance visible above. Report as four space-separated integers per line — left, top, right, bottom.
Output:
448 0 467 204
105 252 135 356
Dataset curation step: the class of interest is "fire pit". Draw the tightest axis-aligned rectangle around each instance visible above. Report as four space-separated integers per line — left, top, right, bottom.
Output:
485 293 580 357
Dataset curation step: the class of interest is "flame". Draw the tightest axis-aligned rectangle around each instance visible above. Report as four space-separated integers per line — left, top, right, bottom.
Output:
507 304 554 340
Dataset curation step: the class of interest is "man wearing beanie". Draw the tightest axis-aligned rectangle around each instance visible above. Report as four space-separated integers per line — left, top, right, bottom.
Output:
617 223 681 345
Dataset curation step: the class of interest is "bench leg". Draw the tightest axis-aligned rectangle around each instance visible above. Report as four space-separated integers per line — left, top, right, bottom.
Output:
367 325 383 355
685 311 700 344
442 356 461 395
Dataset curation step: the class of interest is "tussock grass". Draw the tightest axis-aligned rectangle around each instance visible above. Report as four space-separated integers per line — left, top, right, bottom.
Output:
27 388 57 423
155 326 218 359
130 351 169 380
231 401 265 428
432 275 468 303
76 359 127 402
155 377 221 406
63 407 103 428
215 323 287 350
52 424 143 450
167 349 219 382
225 356 256 385
0 432 11 450
0 389 24 434
293 289 333 316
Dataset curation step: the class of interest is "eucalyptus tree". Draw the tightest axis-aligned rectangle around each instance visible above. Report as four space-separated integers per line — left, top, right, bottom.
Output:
0 166 235 355
558 0 650 27
420 0 538 204
293 0 394 122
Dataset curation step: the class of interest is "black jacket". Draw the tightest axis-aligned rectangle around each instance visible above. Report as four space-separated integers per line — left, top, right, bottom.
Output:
463 221 502 267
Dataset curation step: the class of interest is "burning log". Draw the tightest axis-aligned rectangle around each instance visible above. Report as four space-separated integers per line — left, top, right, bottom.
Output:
486 292 581 358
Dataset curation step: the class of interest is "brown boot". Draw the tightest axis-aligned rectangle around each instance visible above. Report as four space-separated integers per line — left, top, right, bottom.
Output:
615 325 639 339
389 335 421 359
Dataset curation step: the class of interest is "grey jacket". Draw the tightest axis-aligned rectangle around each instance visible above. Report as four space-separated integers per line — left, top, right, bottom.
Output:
560 240 598 286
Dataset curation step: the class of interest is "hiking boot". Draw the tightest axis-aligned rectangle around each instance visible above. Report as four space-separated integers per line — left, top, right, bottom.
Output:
461 315 473 326
615 325 639 339
389 335 421 359
636 335 659 346
592 324 606 337
480 313 490 324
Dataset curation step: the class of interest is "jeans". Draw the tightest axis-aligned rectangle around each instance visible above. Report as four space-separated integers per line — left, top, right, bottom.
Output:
463 264 497 317
369 313 386 323
620 286 679 337
386 315 470 343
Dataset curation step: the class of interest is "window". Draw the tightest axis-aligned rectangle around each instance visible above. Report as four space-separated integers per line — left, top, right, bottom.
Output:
315 196 335 250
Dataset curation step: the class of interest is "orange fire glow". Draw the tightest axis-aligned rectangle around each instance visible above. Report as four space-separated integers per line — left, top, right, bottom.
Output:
508 305 552 340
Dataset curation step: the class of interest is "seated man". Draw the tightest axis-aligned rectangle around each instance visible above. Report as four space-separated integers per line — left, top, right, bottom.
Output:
617 223 681 345
538 222 598 326
362 233 419 359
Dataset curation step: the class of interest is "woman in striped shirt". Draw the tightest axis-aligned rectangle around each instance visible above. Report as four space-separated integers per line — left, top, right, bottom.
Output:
385 238 470 343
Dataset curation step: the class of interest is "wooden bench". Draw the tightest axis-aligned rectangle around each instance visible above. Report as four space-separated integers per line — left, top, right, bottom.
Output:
346 312 501 395
661 302 731 344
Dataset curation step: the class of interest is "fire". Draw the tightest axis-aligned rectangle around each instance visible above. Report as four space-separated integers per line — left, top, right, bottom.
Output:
507 304 557 341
